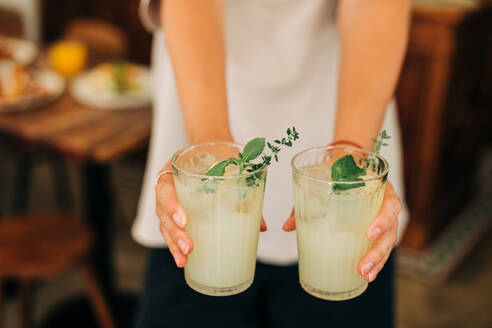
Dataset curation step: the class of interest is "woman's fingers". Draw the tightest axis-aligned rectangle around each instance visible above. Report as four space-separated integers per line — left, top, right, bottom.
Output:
159 219 186 267
157 201 194 267
155 163 193 267
366 182 401 241
359 182 401 282
366 257 387 283
358 231 394 282
155 171 187 228
260 217 268 232
282 208 296 231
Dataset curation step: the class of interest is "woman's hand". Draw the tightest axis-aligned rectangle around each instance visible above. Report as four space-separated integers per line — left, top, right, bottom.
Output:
357 181 401 282
282 181 401 282
155 160 193 268
155 159 268 268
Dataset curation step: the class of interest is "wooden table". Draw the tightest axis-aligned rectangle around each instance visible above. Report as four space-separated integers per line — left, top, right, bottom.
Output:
0 95 151 163
0 94 151 299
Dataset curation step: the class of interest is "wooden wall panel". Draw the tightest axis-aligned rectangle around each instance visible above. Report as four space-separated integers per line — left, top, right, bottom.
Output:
397 6 492 249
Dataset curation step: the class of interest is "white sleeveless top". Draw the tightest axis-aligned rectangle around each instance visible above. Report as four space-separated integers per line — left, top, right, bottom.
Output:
132 0 409 264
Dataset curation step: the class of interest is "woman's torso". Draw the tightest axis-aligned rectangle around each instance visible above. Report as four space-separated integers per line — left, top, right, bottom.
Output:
133 0 407 264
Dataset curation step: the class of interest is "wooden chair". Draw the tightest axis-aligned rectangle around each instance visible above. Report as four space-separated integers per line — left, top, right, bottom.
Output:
0 7 23 38
0 0 41 41
0 213 114 328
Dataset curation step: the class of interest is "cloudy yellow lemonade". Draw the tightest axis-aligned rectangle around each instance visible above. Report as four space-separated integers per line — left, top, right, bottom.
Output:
171 128 388 300
172 129 299 296
292 142 389 301
174 155 265 296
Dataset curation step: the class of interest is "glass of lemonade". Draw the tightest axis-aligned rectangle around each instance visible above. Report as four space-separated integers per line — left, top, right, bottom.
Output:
172 142 266 296
291 145 388 301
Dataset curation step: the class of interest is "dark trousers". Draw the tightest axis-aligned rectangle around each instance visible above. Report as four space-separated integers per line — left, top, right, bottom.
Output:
135 249 394 328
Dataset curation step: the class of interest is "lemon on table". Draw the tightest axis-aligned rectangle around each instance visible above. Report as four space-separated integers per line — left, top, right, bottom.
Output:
49 41 88 78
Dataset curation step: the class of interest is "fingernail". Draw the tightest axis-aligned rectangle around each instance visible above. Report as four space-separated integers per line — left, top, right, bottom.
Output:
368 270 376 282
173 211 186 228
368 227 381 241
178 239 189 255
361 262 373 275
171 252 182 267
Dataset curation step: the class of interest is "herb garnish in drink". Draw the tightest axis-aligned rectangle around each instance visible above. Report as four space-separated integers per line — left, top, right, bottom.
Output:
331 130 390 191
205 127 299 188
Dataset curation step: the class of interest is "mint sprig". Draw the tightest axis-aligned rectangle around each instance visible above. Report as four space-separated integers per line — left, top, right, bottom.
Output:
204 127 299 188
362 130 391 172
331 130 390 192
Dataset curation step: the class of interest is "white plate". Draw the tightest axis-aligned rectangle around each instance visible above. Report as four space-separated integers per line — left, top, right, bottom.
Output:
0 36 38 65
0 69 65 113
70 64 152 111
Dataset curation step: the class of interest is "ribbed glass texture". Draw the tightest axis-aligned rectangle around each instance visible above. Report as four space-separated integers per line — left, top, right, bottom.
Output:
292 146 388 300
172 142 266 296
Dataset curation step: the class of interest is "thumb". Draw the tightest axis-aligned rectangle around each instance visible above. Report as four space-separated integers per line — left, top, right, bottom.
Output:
282 208 296 231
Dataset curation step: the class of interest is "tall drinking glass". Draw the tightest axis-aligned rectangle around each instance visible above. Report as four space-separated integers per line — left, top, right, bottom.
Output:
172 142 266 296
291 146 388 300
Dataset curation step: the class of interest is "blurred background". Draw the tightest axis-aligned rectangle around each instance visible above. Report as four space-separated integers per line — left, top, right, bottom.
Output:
0 0 491 327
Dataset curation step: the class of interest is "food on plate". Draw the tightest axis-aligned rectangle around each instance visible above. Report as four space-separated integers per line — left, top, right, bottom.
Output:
0 35 38 65
0 61 46 104
0 61 64 111
70 61 151 110
89 62 143 94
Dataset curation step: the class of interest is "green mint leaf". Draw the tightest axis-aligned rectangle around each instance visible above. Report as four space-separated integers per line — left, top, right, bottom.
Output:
292 126 299 140
333 181 365 192
331 155 367 181
205 158 236 176
205 160 228 176
247 163 264 171
330 130 390 191
242 137 265 162
201 126 299 191
331 155 367 191
262 155 271 165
